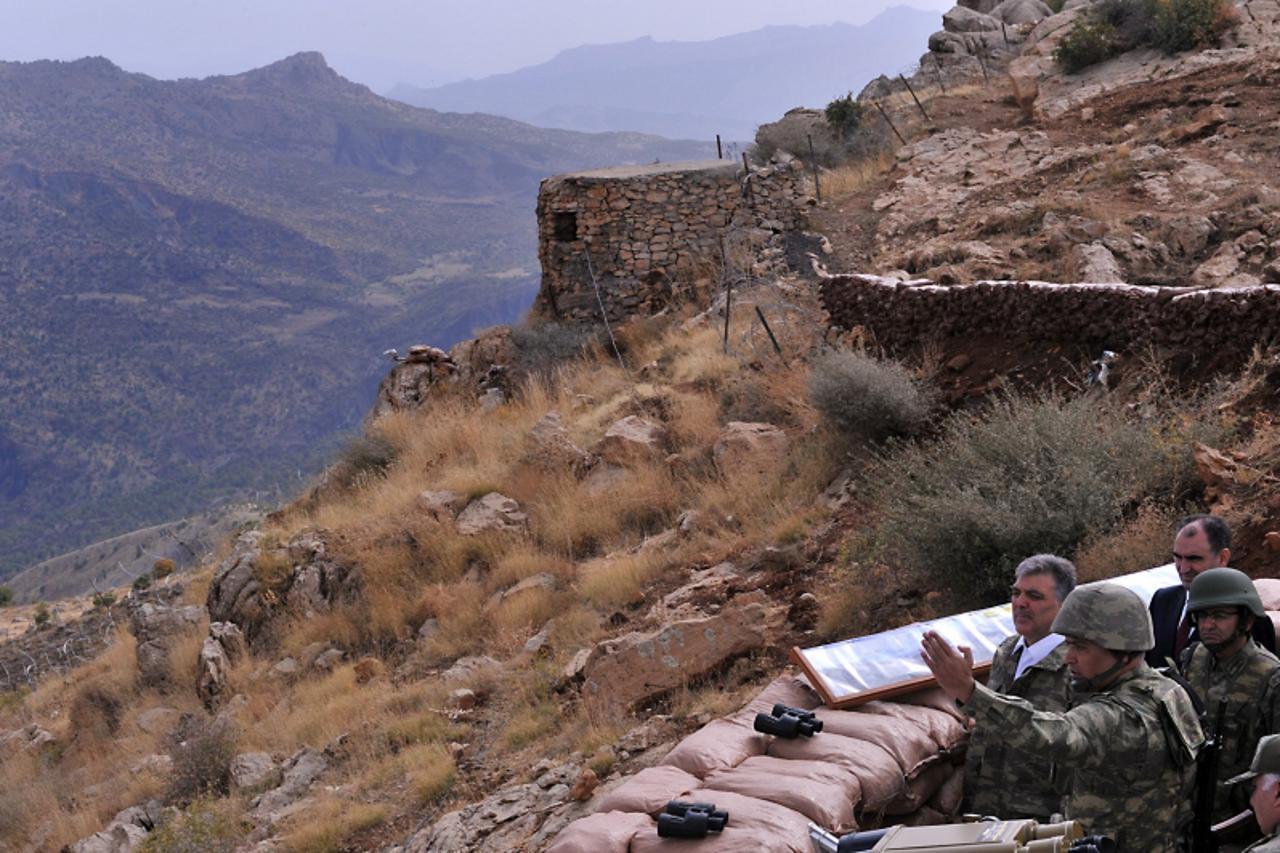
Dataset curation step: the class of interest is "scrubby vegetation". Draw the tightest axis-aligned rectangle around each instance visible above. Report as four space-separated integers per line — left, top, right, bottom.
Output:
808 350 932 444
1056 0 1239 73
864 391 1220 603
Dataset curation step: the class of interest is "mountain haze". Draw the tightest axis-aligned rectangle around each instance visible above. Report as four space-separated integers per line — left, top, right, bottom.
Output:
0 51 709 578
389 7 940 141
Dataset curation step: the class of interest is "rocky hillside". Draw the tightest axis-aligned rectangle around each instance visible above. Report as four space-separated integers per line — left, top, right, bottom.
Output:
0 52 709 580
3 5 1280 852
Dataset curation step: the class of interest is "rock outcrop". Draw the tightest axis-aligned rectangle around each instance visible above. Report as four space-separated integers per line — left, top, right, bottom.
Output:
128 602 204 688
206 529 360 647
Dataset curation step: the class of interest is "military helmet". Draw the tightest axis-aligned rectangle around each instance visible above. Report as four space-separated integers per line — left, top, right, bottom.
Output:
1229 734 1280 785
1187 567 1265 618
1050 582 1154 651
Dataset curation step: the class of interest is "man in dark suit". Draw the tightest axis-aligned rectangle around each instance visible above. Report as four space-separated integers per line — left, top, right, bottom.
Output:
1146 514 1276 668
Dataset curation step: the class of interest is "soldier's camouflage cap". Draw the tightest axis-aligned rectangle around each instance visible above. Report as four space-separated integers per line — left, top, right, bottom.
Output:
1228 734 1280 785
1050 582 1155 651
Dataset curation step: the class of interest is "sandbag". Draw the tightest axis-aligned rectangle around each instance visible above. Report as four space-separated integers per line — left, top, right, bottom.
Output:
594 765 701 816
815 708 942 777
927 762 965 817
662 718 769 779
629 788 811 853
1256 579 1280 611
893 687 968 723
766 731 905 811
884 759 951 816
744 675 824 714
704 755 862 834
859 698 969 750
545 810 653 853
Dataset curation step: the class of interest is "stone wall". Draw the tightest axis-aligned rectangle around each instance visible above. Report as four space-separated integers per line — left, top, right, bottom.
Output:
820 274 1280 352
534 159 808 324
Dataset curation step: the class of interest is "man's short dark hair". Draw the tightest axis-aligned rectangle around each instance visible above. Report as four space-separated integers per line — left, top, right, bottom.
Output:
1178 514 1231 554
1014 554 1078 604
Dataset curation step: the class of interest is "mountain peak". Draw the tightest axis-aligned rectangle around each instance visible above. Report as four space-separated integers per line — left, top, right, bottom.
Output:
227 51 368 98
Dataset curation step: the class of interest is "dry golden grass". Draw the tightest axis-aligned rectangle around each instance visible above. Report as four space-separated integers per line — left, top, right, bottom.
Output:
402 743 457 805
576 550 668 610
491 545 575 588
279 796 390 853
498 699 561 751
1073 501 1181 583
415 582 489 661
823 150 896 200
669 327 740 386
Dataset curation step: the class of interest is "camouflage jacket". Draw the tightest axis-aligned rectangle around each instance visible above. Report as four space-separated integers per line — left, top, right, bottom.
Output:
964 663 1203 852
964 634 1072 820
1181 639 1280 824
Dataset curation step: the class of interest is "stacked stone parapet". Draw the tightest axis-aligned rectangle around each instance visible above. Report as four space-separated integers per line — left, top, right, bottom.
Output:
820 274 1280 352
534 159 808 324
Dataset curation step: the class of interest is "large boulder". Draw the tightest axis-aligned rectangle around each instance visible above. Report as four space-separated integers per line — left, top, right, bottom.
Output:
206 529 360 647
1070 243 1126 283
712 422 790 478
989 0 1052 24
943 5 1002 32
580 599 771 711
523 411 594 473
455 493 529 536
196 622 245 710
594 416 667 466
231 752 281 794
129 602 204 688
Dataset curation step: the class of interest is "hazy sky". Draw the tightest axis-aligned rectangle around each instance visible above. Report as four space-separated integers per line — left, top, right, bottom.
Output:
1 0 951 92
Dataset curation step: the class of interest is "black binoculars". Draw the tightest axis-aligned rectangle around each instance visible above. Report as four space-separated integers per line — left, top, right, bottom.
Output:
656 800 730 838
1069 837 1116 853
754 703 824 738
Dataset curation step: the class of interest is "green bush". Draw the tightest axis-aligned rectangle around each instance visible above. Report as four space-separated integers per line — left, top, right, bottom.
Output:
92 591 117 609
869 392 1216 603
132 574 153 592
825 92 867 142
1056 0 1235 72
33 602 51 627
141 798 244 853
809 351 932 444
1151 0 1237 52
0 585 12 606
1055 17 1121 73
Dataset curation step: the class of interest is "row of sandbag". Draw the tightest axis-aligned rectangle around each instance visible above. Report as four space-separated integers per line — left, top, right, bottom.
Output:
548 675 970 853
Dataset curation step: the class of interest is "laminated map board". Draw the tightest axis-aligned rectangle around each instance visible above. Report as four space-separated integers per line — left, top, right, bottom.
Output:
791 564 1179 709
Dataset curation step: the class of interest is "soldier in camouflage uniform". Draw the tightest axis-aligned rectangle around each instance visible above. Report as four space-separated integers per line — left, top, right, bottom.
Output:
922 582 1204 852
1181 568 1280 830
964 554 1075 820
1229 735 1280 852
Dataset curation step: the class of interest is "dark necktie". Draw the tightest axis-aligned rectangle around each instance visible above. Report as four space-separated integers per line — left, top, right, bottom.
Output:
1174 612 1193 657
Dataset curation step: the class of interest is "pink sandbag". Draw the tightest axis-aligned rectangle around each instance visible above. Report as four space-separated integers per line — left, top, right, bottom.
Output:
703 755 862 834
884 759 951 816
766 731 904 811
629 788 812 853
858 698 968 751
814 708 942 777
1255 579 1280 611
594 765 701 816
545 810 654 853
661 718 769 779
927 762 965 817
892 687 967 723
744 675 824 714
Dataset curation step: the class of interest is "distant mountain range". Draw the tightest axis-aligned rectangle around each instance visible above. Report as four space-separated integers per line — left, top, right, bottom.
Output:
0 51 709 579
389 7 940 142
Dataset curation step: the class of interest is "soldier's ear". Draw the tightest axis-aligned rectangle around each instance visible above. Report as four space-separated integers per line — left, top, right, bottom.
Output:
1217 547 1231 567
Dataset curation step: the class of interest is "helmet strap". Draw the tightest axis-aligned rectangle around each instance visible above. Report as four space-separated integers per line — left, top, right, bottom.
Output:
1071 651 1136 693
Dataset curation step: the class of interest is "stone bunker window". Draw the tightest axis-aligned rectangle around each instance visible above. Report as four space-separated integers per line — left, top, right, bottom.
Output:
553 211 578 242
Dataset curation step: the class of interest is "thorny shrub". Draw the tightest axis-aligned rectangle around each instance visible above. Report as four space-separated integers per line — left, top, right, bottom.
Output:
510 322 602 381
167 718 239 804
1055 0 1237 73
808 351 932 444
869 392 1221 603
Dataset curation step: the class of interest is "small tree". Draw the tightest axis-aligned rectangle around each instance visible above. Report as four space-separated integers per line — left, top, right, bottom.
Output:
152 558 176 580
92 591 117 609
0 586 13 607
825 92 866 142
33 602 51 628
